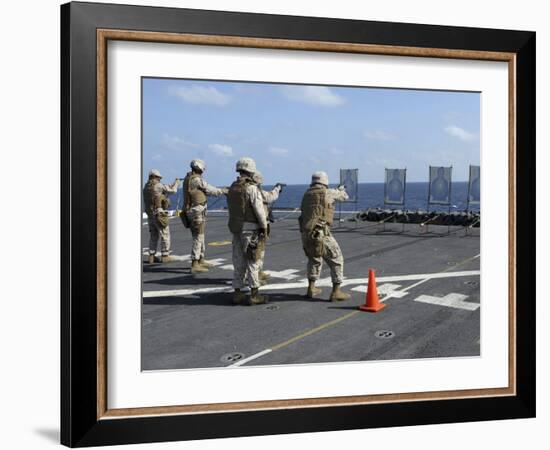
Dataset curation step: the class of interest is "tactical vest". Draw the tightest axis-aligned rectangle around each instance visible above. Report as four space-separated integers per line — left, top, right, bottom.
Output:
183 172 207 209
143 180 162 215
299 184 334 232
227 176 258 233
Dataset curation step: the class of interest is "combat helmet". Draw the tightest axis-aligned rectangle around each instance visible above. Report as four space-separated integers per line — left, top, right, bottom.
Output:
190 159 206 172
148 169 162 179
235 157 257 174
311 171 329 186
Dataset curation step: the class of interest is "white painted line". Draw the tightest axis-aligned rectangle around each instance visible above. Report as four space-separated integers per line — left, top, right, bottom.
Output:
414 293 480 311
260 270 480 292
351 283 409 299
263 269 301 280
143 270 480 299
219 264 234 271
228 349 273 367
143 286 233 298
203 258 226 267
142 252 191 262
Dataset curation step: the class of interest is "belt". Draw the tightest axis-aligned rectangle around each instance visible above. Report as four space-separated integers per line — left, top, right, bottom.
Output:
242 221 260 231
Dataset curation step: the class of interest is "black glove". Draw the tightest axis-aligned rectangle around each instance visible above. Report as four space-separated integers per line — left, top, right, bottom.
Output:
276 183 285 193
258 228 267 239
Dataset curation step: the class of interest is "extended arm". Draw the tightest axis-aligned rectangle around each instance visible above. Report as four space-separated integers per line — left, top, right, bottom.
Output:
161 180 179 195
195 178 228 196
262 185 281 204
326 187 349 202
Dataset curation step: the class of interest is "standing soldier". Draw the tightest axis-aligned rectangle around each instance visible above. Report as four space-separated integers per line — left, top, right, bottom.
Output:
143 169 179 263
181 159 228 274
299 171 350 301
252 171 284 283
227 157 269 305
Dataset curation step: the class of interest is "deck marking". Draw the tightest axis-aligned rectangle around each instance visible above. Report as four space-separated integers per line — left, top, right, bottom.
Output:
219 264 234 271
414 293 480 311
143 286 233 298
143 270 480 298
203 258 226 266
260 270 480 292
263 269 301 280
142 252 191 262
351 283 408 299
228 349 273 367
271 311 360 352
208 240 232 246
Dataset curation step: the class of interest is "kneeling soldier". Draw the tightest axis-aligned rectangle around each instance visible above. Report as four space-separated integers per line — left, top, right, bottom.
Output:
299 171 350 301
227 157 269 305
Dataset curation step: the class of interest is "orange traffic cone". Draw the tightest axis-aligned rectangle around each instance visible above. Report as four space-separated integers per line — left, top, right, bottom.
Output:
359 269 386 312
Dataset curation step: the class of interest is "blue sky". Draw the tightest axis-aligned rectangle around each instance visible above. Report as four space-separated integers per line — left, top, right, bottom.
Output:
142 78 480 185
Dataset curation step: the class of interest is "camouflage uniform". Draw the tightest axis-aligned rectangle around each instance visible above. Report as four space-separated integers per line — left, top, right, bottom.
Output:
301 186 348 284
227 177 268 290
182 172 227 262
143 178 178 257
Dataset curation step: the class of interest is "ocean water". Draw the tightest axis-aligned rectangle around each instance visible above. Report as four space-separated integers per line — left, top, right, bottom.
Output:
169 182 480 213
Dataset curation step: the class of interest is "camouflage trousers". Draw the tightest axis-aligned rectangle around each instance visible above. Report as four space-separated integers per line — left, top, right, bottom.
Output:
303 233 344 284
232 231 262 290
187 208 206 261
147 214 171 256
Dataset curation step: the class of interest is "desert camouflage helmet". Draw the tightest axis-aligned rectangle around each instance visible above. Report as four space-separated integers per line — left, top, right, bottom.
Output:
190 159 206 171
311 171 329 186
149 169 162 178
235 157 257 174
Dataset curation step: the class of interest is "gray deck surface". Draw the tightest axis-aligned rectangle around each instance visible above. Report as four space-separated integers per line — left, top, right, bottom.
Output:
142 212 480 371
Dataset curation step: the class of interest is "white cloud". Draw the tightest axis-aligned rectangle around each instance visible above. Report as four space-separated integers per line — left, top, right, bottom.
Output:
444 125 477 142
161 134 198 151
168 85 231 106
364 130 395 141
329 148 344 156
268 147 289 156
280 86 344 107
151 154 163 161
209 144 234 157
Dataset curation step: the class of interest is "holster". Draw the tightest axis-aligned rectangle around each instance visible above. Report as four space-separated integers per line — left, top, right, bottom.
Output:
179 210 190 228
190 210 206 234
246 232 265 262
303 228 325 258
156 212 169 229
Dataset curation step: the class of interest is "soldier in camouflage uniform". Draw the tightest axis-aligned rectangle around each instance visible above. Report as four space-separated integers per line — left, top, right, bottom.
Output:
143 169 179 263
251 171 284 283
227 157 269 306
299 171 350 301
180 159 228 274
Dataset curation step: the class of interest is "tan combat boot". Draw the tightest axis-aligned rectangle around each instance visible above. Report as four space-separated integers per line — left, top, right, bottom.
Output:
248 288 268 305
329 283 350 302
306 280 322 298
198 257 214 268
191 260 208 273
259 271 271 282
148 254 155 264
161 255 176 263
233 289 246 305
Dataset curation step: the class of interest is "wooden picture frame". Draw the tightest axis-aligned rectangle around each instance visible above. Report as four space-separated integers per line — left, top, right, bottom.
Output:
61 1 535 446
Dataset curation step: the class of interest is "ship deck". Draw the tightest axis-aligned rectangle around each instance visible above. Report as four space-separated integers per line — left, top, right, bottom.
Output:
141 212 480 370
